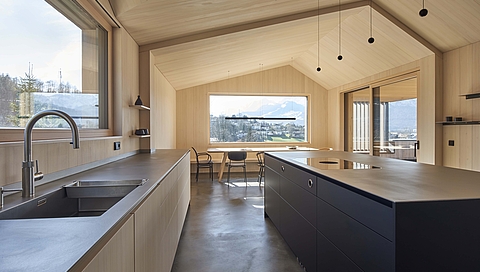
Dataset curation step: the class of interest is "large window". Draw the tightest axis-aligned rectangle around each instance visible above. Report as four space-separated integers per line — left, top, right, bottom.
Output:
210 95 307 143
0 0 107 130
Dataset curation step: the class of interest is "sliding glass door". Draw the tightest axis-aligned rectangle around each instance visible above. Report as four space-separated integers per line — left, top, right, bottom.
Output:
345 77 418 161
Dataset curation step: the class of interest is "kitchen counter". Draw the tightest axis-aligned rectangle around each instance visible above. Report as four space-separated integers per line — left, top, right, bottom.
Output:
0 149 189 272
265 150 480 271
267 150 480 203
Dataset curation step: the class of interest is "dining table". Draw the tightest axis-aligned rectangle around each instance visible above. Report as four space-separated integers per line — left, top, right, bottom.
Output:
207 146 320 182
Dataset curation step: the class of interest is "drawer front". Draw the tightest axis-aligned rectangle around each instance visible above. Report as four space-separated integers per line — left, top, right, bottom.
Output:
265 167 280 193
280 199 316 272
265 156 316 195
316 177 394 241
317 231 363 272
264 184 281 228
317 198 394 272
280 176 316 226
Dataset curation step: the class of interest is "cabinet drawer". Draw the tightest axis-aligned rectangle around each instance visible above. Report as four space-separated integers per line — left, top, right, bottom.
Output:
264 184 281 228
280 199 316 272
316 177 393 241
317 198 394 272
280 176 316 226
317 231 363 272
265 167 280 193
266 156 316 195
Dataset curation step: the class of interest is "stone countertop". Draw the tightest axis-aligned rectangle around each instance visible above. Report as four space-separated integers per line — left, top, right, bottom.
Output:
0 149 189 272
266 150 480 204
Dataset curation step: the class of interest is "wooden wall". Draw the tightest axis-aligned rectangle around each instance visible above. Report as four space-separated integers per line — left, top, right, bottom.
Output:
443 41 480 171
176 65 329 162
151 65 177 149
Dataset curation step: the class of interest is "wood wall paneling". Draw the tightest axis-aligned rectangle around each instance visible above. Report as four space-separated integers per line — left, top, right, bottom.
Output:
176 65 329 163
442 40 480 171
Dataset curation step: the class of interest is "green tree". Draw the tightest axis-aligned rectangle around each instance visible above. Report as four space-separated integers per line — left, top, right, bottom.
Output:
0 74 18 126
12 66 41 126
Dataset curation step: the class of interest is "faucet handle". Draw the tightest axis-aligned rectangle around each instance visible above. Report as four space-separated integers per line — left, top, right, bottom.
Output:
34 160 44 182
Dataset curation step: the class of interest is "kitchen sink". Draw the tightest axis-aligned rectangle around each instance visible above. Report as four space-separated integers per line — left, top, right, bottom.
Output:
0 179 147 220
64 179 147 198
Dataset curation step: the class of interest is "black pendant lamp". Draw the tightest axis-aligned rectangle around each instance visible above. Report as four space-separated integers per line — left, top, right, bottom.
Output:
419 0 428 17
368 0 375 44
316 0 321 72
337 0 343 60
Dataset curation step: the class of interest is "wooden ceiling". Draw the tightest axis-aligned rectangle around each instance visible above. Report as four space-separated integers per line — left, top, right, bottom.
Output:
103 0 480 91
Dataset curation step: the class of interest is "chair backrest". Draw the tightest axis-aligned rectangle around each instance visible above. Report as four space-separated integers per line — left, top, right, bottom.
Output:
191 147 200 163
228 151 247 161
256 152 264 165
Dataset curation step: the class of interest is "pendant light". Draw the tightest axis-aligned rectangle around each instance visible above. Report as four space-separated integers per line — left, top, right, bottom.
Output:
337 0 343 60
419 0 428 17
368 0 375 44
316 0 321 72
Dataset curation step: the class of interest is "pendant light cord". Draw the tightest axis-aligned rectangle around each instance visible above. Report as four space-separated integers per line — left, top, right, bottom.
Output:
369 0 373 37
338 0 341 56
317 0 320 68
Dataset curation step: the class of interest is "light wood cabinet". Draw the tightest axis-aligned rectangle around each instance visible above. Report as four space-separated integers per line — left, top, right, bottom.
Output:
72 154 190 272
81 215 135 272
134 155 190 272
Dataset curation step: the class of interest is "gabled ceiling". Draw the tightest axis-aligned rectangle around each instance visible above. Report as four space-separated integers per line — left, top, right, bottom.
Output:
104 0 480 90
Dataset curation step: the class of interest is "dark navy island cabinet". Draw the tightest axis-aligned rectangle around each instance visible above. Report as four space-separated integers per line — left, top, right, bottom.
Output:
264 152 480 272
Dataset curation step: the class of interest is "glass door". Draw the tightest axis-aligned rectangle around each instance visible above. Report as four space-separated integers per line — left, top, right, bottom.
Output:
344 77 418 161
372 78 418 161
344 88 371 154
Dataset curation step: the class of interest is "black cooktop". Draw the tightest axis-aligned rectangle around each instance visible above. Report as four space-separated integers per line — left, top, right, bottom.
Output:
293 157 381 170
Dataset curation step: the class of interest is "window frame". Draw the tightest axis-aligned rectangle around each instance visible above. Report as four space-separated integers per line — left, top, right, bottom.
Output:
208 93 310 145
0 0 113 143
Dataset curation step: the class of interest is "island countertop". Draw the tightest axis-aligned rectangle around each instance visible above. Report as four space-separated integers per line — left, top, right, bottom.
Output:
0 149 189 272
266 150 480 203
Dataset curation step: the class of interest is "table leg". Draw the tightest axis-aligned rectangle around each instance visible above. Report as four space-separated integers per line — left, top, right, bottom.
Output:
217 152 227 182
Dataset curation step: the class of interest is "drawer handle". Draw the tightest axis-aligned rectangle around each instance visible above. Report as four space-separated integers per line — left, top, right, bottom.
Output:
281 166 285 172
308 179 313 188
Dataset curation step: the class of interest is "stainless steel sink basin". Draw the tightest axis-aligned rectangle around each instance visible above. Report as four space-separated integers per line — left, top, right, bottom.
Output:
64 179 147 198
0 179 147 220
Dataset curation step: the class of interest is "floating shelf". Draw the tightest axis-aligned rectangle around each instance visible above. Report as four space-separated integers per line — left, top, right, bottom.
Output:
437 121 480 125
459 92 480 100
130 134 151 138
129 105 150 111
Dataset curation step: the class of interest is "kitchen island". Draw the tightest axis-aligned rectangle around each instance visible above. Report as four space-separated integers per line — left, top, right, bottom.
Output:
0 149 190 272
264 150 480 272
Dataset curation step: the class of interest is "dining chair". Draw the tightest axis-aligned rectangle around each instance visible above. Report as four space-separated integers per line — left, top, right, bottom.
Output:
226 151 247 184
256 152 264 186
191 147 213 182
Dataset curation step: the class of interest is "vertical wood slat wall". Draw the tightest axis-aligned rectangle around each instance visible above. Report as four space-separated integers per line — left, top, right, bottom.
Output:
175 65 330 163
443 41 480 171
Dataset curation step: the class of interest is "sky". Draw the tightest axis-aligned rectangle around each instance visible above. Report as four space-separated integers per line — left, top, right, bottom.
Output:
210 95 306 116
0 0 82 89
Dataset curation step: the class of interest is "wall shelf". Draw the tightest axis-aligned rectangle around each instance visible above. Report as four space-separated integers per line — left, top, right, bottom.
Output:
437 121 480 125
459 92 480 99
129 105 150 111
130 134 150 138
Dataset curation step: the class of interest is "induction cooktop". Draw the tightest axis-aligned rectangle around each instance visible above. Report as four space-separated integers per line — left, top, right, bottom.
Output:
293 157 381 170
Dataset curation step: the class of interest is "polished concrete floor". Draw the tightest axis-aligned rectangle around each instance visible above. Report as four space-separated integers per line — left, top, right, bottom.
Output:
171 173 306 272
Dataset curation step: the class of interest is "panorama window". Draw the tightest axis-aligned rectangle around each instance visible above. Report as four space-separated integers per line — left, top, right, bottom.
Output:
210 95 308 143
0 0 107 130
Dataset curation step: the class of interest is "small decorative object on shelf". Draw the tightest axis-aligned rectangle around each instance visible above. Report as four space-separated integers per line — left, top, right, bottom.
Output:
134 95 143 105
135 129 149 135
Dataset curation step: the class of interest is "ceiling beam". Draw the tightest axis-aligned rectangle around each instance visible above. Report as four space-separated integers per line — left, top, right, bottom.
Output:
140 0 369 53
371 1 442 57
